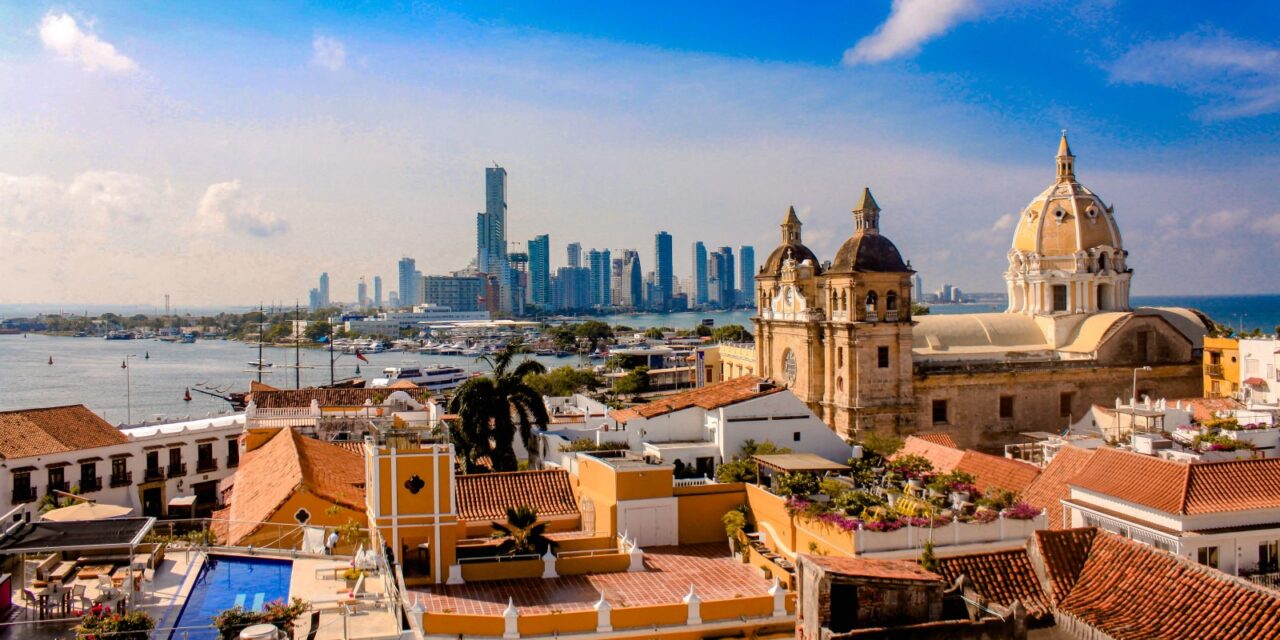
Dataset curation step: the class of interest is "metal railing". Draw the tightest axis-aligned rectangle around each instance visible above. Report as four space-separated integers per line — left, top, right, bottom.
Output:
46 481 69 496
557 546 624 559
673 475 715 487
457 553 540 564
144 467 165 482
1204 364 1224 377
11 486 37 503
80 476 103 492
167 462 187 478
196 458 218 473
144 517 372 557
110 471 133 488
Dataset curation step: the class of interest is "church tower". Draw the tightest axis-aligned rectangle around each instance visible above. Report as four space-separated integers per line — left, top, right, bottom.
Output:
1006 133 1132 346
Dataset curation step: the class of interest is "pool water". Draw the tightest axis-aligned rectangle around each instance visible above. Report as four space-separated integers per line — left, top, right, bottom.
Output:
171 555 293 639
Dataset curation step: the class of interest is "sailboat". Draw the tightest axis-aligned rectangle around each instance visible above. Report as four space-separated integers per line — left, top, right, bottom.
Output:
183 387 192 402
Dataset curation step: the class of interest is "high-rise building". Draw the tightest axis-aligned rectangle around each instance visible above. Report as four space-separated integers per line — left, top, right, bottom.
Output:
319 272 330 307
619 250 643 308
692 242 708 306
308 288 322 311
528 235 550 308
388 292 400 309
476 166 508 274
713 246 736 308
552 267 591 311
423 275 485 312
373 276 383 309
912 274 923 302
738 245 754 304
397 257 418 308
567 242 582 269
357 278 368 308
654 231 673 311
587 249 612 308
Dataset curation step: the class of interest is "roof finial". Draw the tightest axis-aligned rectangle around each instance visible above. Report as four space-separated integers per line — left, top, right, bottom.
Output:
1056 131 1075 181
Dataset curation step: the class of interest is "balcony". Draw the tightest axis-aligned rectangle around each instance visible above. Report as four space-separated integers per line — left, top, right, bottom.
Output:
110 471 133 488
47 481 69 496
1205 364 1224 377
11 486 37 503
167 463 187 478
144 467 165 482
864 311 879 323
196 459 218 474
885 309 899 322
80 477 103 493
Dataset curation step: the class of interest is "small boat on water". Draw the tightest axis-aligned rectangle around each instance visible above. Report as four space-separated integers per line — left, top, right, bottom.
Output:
47 356 52 365
183 387 192 402
179 333 196 344
105 330 135 340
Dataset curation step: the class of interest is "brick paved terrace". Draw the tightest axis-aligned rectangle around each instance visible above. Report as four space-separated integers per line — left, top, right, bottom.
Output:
409 543 773 615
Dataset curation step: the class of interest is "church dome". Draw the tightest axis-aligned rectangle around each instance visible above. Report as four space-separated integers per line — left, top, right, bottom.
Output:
762 206 822 276
1011 133 1123 258
827 188 910 273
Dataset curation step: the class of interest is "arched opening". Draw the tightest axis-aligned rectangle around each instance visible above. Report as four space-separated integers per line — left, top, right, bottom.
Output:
1098 283 1114 311
836 376 844 392
1098 253 1108 272
886 291 898 311
864 291 878 318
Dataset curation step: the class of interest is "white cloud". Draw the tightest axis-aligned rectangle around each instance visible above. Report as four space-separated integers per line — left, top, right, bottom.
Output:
844 0 981 65
197 181 289 237
39 12 137 74
311 35 347 71
1110 32 1280 119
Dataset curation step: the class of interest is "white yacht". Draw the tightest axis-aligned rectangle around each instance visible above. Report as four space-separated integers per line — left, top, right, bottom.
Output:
370 365 474 391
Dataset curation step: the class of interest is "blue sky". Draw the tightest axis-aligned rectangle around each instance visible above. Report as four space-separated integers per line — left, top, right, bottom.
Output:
1 1 1279 305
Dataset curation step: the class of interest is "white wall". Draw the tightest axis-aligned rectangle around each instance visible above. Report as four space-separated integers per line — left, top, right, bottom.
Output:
716 392 851 463
616 497 678 547
1240 337 1280 404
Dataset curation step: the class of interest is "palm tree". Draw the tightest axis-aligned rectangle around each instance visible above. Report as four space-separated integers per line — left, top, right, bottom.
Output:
448 339 550 472
490 505 557 556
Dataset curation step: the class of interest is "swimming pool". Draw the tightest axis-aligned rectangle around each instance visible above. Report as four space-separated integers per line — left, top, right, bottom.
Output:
170 555 293 640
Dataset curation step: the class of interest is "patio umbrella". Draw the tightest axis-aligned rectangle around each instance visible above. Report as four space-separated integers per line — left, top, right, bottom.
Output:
41 501 132 522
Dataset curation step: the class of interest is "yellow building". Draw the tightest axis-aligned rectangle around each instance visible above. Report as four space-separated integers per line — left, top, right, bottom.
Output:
718 341 757 381
753 135 1210 448
1203 336 1240 398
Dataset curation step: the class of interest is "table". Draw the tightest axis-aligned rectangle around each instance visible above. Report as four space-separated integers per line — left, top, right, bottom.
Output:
31 585 70 619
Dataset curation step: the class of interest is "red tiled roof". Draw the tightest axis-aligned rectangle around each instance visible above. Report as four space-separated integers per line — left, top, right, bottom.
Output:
454 470 578 522
1070 447 1280 515
894 436 1040 494
0 405 128 459
1057 531 1280 639
1032 527 1099 605
912 432 958 448
223 429 364 545
608 376 783 424
933 549 1053 620
1022 446 1097 529
803 555 942 582
1170 397 1244 422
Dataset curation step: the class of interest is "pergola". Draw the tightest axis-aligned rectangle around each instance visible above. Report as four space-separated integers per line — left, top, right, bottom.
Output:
0 517 156 611
751 453 850 487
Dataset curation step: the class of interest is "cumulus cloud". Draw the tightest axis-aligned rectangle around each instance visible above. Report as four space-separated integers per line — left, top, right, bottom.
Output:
197 181 289 237
0 171 169 230
1110 32 1280 119
311 35 347 71
39 12 137 73
844 0 981 65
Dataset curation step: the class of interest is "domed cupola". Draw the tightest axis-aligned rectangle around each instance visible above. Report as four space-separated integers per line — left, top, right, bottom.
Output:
762 206 822 276
1006 133 1132 317
828 188 910 274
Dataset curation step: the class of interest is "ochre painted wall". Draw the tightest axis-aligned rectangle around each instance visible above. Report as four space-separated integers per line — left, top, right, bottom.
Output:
676 484 747 545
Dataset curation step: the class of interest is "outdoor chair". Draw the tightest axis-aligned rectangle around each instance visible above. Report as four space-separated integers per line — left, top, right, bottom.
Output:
20 589 38 620
71 584 90 611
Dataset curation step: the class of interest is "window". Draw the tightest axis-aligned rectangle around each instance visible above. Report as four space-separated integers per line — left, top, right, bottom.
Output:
146 451 160 472
111 458 129 486
864 291 878 314
1138 331 1151 360
877 346 890 368
168 448 184 476
48 467 65 493
13 471 31 496
1197 546 1220 569
197 443 215 471
837 347 844 368
793 431 801 442
1261 541 1280 573
782 349 797 385
999 396 1015 419
1059 392 1074 417
886 291 898 311
1210 351 1222 365
1211 381 1221 396
80 462 97 490
1052 284 1068 312
932 399 948 425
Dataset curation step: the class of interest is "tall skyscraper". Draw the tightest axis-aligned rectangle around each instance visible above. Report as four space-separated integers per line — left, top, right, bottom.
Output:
912 274 923 302
308 288 321 311
738 245 755 304
318 272 330 307
619 250 643 308
357 278 368 308
373 276 383 308
567 242 582 269
528 235 550 308
587 249 612 308
711 246 735 308
475 166 514 313
654 231 673 311
692 242 708 306
397 257 418 308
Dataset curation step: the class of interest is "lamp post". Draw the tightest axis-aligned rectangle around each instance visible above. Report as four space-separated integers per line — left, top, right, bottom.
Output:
1132 365 1152 435
124 354 137 424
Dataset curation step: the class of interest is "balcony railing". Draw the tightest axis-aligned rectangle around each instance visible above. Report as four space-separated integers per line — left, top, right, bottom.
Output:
80 476 103 492
1204 364 1224 377
167 463 187 478
885 309 899 322
110 471 133 488
196 459 218 473
144 467 165 482
865 311 879 323
12 486 37 503
47 481 69 496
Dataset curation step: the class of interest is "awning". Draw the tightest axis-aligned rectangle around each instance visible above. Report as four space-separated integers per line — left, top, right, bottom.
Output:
752 453 851 473
1245 377 1267 386
0 517 154 555
42 502 133 522
168 495 197 507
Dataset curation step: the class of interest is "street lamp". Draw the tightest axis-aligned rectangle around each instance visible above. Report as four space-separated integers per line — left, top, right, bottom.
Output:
1131 365 1152 436
124 354 137 424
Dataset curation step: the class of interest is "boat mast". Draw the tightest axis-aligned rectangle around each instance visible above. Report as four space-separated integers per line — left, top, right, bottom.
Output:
294 302 301 389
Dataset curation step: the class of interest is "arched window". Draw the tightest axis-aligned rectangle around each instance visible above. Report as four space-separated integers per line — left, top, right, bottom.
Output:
886 291 898 311
1098 253 1108 272
837 347 844 368
840 290 848 311
865 291 878 314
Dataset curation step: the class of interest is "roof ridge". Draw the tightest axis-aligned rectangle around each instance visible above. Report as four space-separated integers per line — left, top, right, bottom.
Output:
0 403 91 415
1179 462 1192 515
458 468 566 478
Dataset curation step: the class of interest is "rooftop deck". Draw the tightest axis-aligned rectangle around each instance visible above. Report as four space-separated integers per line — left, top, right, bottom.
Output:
410 543 770 615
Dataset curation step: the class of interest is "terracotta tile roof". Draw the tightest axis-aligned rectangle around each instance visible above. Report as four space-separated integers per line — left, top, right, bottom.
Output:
1070 447 1280 515
249 387 429 408
894 436 1040 494
1170 397 1244 423
1057 531 1280 639
454 470 578 522
0 405 128 459
1022 446 1097 529
933 549 1053 620
223 429 364 545
803 555 943 582
1032 527 1098 605
912 432 958 448
608 376 783 424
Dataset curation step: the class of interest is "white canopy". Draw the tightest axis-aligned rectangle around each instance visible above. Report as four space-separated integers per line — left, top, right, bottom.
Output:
41 501 133 522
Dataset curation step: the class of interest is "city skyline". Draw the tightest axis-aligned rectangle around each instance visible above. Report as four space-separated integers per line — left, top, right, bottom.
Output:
4 3 1280 305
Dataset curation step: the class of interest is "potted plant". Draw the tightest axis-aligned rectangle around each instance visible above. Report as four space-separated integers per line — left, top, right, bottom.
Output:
722 508 747 555
342 567 363 589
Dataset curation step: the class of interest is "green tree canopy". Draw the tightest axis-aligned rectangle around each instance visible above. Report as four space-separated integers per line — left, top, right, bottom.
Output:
614 366 650 397
711 324 753 343
575 320 614 351
523 366 603 397
448 340 550 472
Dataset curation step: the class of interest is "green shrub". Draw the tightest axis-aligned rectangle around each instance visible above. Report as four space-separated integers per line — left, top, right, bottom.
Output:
563 438 630 452
76 608 155 640
722 508 747 539
775 472 820 497
214 598 309 639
